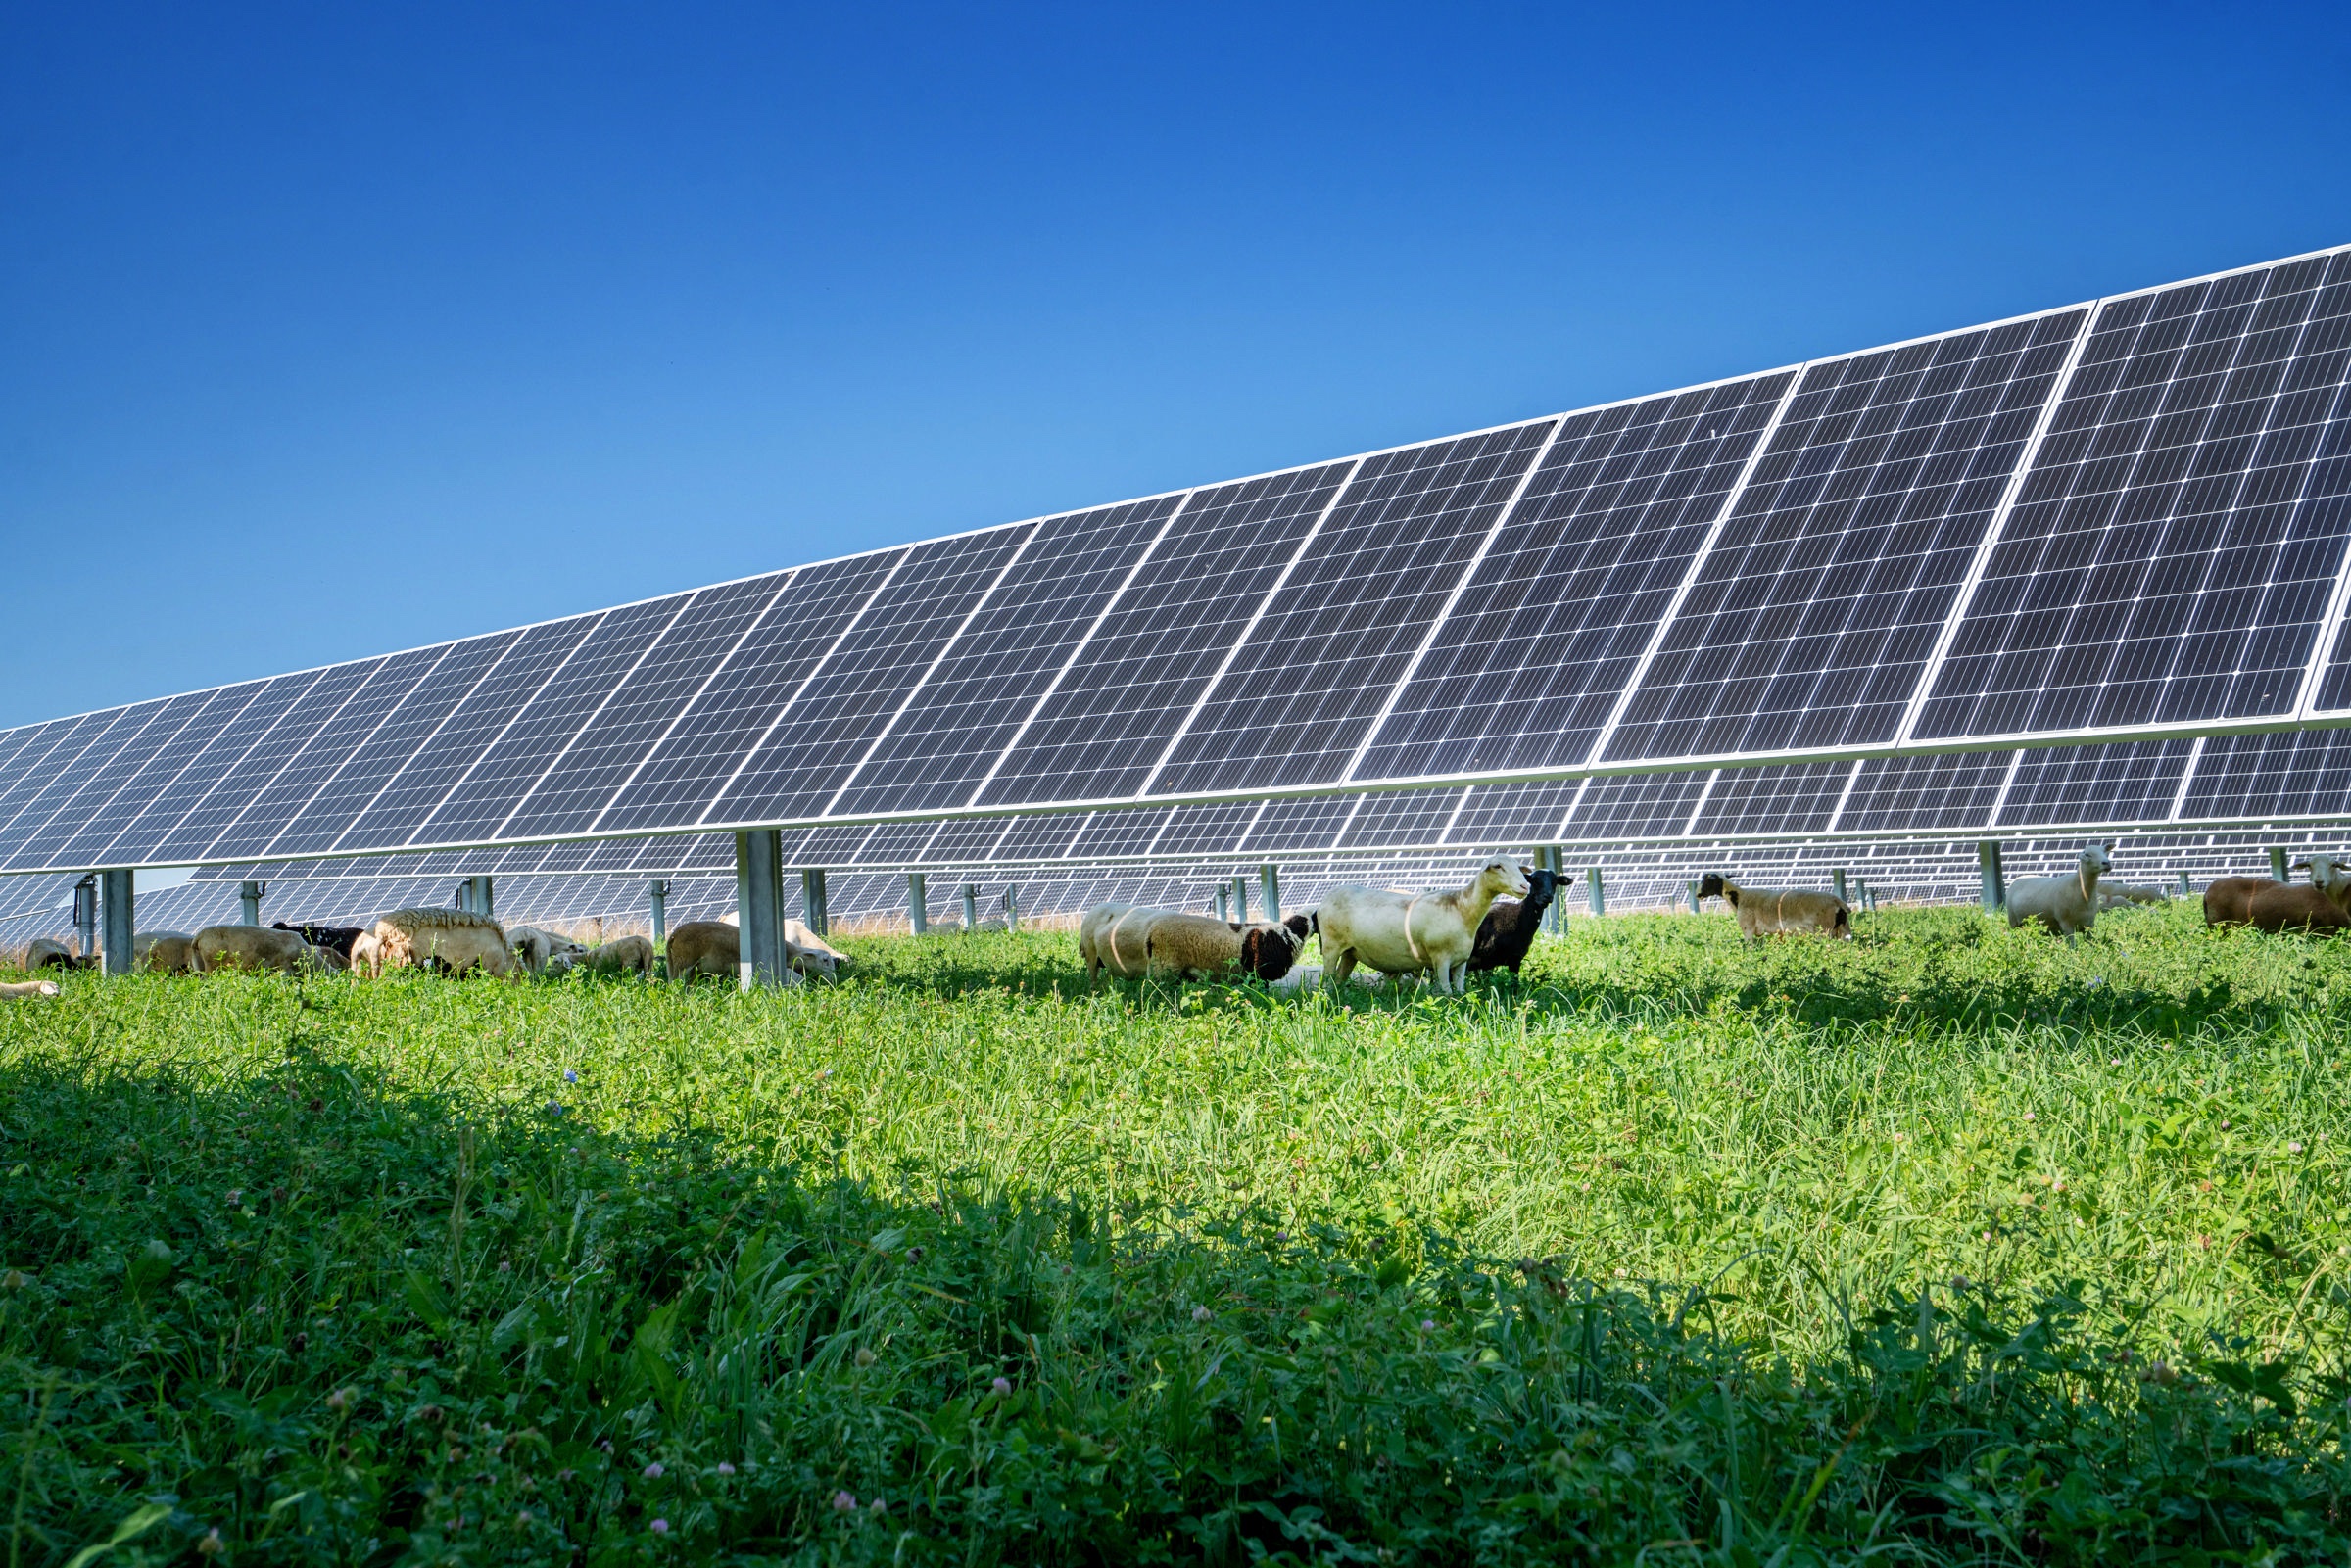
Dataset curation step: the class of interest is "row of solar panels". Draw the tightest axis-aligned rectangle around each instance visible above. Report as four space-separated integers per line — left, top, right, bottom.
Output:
6 243 2351 875
138 727 2351 886
2 833 2321 961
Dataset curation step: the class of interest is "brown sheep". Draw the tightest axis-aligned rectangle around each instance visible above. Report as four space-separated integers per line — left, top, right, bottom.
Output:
191 926 347 974
2247 884 2351 934
552 934 656 978
2204 875 2279 927
133 931 199 973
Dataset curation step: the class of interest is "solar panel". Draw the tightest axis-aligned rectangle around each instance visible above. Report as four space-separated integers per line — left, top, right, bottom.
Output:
1997 739 2195 826
1834 750 2015 832
4 692 213 872
1336 788 1468 850
1917 253 2351 738
2177 730 2351 819
1444 780 1585 844
1692 762 1853 837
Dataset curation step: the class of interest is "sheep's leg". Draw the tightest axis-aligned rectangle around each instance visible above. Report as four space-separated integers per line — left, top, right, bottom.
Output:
1326 947 1358 985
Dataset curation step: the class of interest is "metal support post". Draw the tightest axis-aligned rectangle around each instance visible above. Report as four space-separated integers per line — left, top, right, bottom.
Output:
2178 869 2192 897
1230 875 1250 924
735 830 788 989
100 869 134 976
2272 846 2290 882
648 880 669 947
1687 879 1702 914
461 876 494 919
961 883 979 931
1978 841 2005 914
801 868 829 935
239 880 264 926
1832 869 1848 904
1259 864 1281 924
72 876 97 961
1215 885 1229 922
1542 847 1566 933
1587 867 1605 918
906 873 928 934
1004 887 1019 932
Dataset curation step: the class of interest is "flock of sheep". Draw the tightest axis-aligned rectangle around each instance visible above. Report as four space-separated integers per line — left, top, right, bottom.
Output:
7 844 2349 1005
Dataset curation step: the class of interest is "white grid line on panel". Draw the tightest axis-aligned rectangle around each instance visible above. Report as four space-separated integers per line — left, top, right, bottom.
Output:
325 626 556 854
488 597 697 840
692 551 916 827
1337 418 1569 784
0 710 145 844
87 682 274 866
1821 759 1867 833
35 694 236 864
962 495 1195 807
819 523 1046 817
1134 458 1367 797
252 641 496 858
395 609 615 847
1893 301 2103 746
1550 777 1594 841
1681 771 1721 836
2168 736 2207 820
1582 368 1809 766
10 696 210 867
128 671 334 865
1441 787 1475 841
1984 749 2030 828
2291 344 2351 717
201 660 438 862
583 573 805 833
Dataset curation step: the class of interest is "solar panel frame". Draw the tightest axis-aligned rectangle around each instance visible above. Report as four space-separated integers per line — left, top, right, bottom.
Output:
2 693 214 872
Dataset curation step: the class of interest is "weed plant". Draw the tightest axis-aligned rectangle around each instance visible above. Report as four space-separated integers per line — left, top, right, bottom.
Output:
4 903 2349 1562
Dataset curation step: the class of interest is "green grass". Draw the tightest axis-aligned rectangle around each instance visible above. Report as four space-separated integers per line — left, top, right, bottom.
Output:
4 905 2350 1563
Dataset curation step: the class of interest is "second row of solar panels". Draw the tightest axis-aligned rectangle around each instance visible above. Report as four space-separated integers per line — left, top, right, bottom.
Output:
6 247 2351 873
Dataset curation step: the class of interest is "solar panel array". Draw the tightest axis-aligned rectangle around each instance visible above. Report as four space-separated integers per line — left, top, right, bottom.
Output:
5 245 2351 879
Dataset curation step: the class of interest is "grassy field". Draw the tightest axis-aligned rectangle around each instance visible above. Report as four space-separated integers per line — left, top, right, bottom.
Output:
5 903 2351 1562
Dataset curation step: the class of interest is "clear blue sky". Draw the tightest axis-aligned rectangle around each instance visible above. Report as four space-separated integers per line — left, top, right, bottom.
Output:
5 1 2348 731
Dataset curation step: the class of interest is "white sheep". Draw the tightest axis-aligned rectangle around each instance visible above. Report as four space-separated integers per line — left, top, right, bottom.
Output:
1696 874 1850 939
2005 842 2113 936
1314 859 1530 996
1080 902 1160 979
1142 913 1305 982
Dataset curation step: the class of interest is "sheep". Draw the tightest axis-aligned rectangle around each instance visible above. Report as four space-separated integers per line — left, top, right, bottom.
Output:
2292 855 2351 913
1081 903 1162 979
784 919 846 979
271 922 366 959
191 925 347 974
550 934 656 978
1 979 59 999
2095 884 2169 910
2247 883 2351 933
506 924 589 975
1467 867 1568 975
357 909 517 978
1696 874 1851 939
2204 875 2280 927
2002 842 2114 937
1142 913 1305 982
24 938 84 971
1315 859 1531 996
664 921 821 984
132 931 198 973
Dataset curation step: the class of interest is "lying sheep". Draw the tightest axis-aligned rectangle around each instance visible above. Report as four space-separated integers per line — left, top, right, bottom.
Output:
1467 867 1567 974
506 924 589 976
1142 913 1305 982
133 931 198 973
1316 859 1530 995
2004 842 2113 937
24 938 84 971
2096 884 2168 911
1 978 59 999
550 934 656 978
357 909 517 978
191 925 347 974
665 921 833 984
2204 875 2280 927
2247 882 2351 933
1697 874 1850 939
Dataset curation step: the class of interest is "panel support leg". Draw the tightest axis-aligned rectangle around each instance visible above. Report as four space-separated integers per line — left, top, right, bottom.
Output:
1587 867 1605 918
1004 886 1019 931
648 880 668 947
461 876 494 919
2272 845 2290 882
801 868 829 935
1542 847 1566 933
1259 864 1281 925
961 883 979 932
1215 885 1228 922
1978 841 2005 915
1230 875 1250 923
1687 879 1701 914
1832 868 1848 904
736 830 788 989
907 873 928 934
72 876 97 962
2178 869 2192 897
101 869 134 975
239 880 264 927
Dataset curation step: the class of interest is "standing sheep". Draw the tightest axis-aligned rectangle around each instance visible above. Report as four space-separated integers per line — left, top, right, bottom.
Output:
2004 843 2113 937
1142 913 1305 982
1467 867 1568 974
356 909 518 978
1315 859 1530 996
1696 874 1850 939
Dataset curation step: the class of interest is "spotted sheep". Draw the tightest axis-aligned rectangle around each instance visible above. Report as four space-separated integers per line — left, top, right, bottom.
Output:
1697 873 1850 939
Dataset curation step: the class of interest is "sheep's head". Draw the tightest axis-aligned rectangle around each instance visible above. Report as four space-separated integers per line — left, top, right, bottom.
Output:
1520 867 1561 908
1696 872 1729 903
2082 842 2114 875
1282 912 1312 941
2296 855 2351 902
1243 923 1303 981
1477 859 1531 899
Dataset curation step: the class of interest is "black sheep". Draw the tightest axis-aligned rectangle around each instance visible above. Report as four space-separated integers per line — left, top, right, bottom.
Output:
1466 867 1566 974
272 921 366 959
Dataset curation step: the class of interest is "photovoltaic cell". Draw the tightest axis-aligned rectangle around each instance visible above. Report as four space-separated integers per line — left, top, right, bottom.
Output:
1337 788 1465 850
4 694 208 871
0 709 150 851
1997 740 2193 826
1567 771 1716 837
857 822 943 865
975 463 1355 807
1607 309 2088 763
412 596 686 845
1919 254 2351 737
48 681 268 869
1065 809 1173 860
1356 376 1794 782
1834 751 2012 832
1150 802 1262 857
707 529 1032 826
325 616 600 851
1692 762 1852 836
500 576 791 839
595 552 903 832
923 816 1016 863
991 816 1084 862
124 672 336 863
2178 731 2351 819
831 498 1180 817
1150 424 1557 796
1239 795 1361 853
1445 780 1585 845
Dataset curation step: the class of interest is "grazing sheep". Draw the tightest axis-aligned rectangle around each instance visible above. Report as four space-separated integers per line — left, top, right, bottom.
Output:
2247 882 2351 933
506 924 589 976
663 920 816 985
191 925 345 974
271 922 366 959
784 919 846 979
1696 874 1851 939
2002 843 2113 937
1081 904 1163 979
573 934 655 977
1080 902 1135 977
1316 859 1531 996
1143 913 1305 982
133 931 198 973
2204 875 2279 927
2095 883 2169 910
1 979 59 999
1467 867 1567 974
358 909 517 978
24 938 83 971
